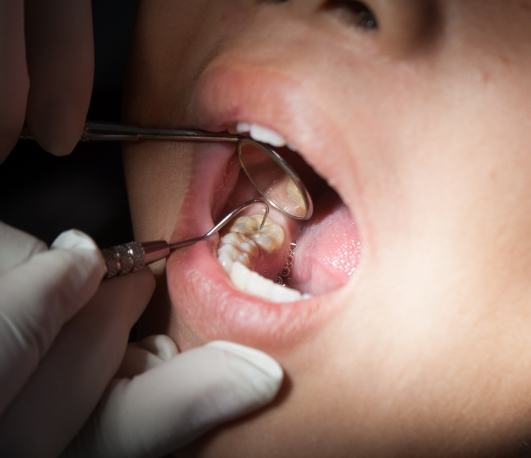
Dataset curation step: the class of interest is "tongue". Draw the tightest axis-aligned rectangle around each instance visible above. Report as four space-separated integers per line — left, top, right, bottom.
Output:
291 200 360 295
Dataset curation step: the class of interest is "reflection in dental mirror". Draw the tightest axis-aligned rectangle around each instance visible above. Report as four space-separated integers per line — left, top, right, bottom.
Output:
238 139 314 221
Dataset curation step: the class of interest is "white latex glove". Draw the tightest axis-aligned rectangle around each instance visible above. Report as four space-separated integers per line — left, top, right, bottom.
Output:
65 338 283 458
0 224 283 457
0 0 93 159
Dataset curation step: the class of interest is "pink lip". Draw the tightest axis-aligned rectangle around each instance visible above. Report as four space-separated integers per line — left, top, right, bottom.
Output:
166 60 361 350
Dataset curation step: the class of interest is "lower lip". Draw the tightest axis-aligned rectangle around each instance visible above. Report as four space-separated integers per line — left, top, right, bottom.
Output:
166 239 342 349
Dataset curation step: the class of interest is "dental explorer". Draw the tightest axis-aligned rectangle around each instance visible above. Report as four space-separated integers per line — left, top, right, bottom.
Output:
102 199 269 279
20 122 316 277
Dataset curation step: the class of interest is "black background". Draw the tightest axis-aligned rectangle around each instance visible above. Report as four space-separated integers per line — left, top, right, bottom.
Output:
0 0 139 247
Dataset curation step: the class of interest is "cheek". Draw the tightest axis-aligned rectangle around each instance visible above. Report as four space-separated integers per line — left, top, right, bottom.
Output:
298 68 531 443
349 58 531 310
298 262 531 453
123 142 193 242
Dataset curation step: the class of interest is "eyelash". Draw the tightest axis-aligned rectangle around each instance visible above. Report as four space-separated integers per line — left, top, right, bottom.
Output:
323 0 379 31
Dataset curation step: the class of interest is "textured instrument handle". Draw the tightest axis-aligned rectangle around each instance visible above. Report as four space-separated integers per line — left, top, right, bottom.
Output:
102 242 146 279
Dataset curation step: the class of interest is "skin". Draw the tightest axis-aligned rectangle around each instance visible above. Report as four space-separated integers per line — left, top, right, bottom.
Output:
122 1 531 456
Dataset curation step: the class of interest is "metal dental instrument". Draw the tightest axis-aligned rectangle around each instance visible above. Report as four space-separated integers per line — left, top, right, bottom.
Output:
20 122 314 221
102 199 269 279
21 122 315 278
20 122 242 144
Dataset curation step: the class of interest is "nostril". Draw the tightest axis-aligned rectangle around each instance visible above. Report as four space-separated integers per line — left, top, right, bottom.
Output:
322 0 379 30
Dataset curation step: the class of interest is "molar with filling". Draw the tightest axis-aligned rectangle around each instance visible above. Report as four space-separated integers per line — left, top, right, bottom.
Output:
217 214 285 272
217 214 308 302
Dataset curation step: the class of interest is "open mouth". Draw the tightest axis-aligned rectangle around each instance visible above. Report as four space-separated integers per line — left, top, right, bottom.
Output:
217 121 361 300
166 63 364 349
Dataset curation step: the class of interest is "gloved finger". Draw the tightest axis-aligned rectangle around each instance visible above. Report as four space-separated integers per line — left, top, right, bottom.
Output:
118 335 179 377
66 341 283 458
25 0 94 155
0 0 29 161
0 222 47 275
0 230 104 416
0 270 155 457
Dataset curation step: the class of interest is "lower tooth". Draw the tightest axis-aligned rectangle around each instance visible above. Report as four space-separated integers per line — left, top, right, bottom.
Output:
250 233 277 252
236 252 251 265
217 215 309 301
229 262 308 303
217 214 284 272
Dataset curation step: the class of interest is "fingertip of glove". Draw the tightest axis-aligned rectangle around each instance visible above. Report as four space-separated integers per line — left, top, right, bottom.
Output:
94 343 283 454
51 229 105 277
206 341 283 384
52 229 98 251
138 335 179 361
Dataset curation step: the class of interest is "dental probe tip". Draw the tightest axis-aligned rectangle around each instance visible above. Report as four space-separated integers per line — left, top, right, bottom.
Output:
167 198 269 251
102 199 269 279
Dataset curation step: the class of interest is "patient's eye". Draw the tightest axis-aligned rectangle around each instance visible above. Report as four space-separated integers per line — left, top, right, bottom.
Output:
323 0 378 30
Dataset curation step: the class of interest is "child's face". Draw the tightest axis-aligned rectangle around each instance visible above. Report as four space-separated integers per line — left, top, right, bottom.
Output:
124 1 531 456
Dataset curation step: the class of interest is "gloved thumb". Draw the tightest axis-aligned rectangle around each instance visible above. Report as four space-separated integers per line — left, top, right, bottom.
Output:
0 228 104 416
65 341 283 458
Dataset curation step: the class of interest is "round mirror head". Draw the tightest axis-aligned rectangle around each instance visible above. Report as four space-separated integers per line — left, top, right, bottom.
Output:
238 139 314 221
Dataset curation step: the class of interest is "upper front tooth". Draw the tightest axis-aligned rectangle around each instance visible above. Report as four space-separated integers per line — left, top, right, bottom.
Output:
236 122 287 148
236 122 252 134
250 124 287 147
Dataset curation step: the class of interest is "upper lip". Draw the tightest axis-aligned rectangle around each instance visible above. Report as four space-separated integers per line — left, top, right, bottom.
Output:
188 62 356 204
166 59 361 348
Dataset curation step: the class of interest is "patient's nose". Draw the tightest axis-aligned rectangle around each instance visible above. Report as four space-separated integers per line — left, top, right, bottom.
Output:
369 0 439 56
317 0 440 57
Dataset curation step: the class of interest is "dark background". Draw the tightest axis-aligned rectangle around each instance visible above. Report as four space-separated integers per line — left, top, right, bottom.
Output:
0 0 139 247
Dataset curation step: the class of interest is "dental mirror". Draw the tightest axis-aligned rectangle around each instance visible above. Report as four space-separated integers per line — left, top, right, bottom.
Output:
238 139 314 221
20 122 315 221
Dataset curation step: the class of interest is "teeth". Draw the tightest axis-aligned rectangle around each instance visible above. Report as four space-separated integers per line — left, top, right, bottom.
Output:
236 122 287 148
250 233 279 252
217 214 285 273
217 214 310 302
229 262 307 303
235 122 252 134
254 222 284 241
227 215 285 252
229 215 263 235
221 233 259 256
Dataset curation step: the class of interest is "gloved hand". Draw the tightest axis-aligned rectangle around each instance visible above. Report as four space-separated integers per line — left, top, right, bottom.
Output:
0 223 283 457
0 0 93 159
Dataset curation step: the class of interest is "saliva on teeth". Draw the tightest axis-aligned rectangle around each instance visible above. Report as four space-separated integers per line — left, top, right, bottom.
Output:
217 214 309 303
